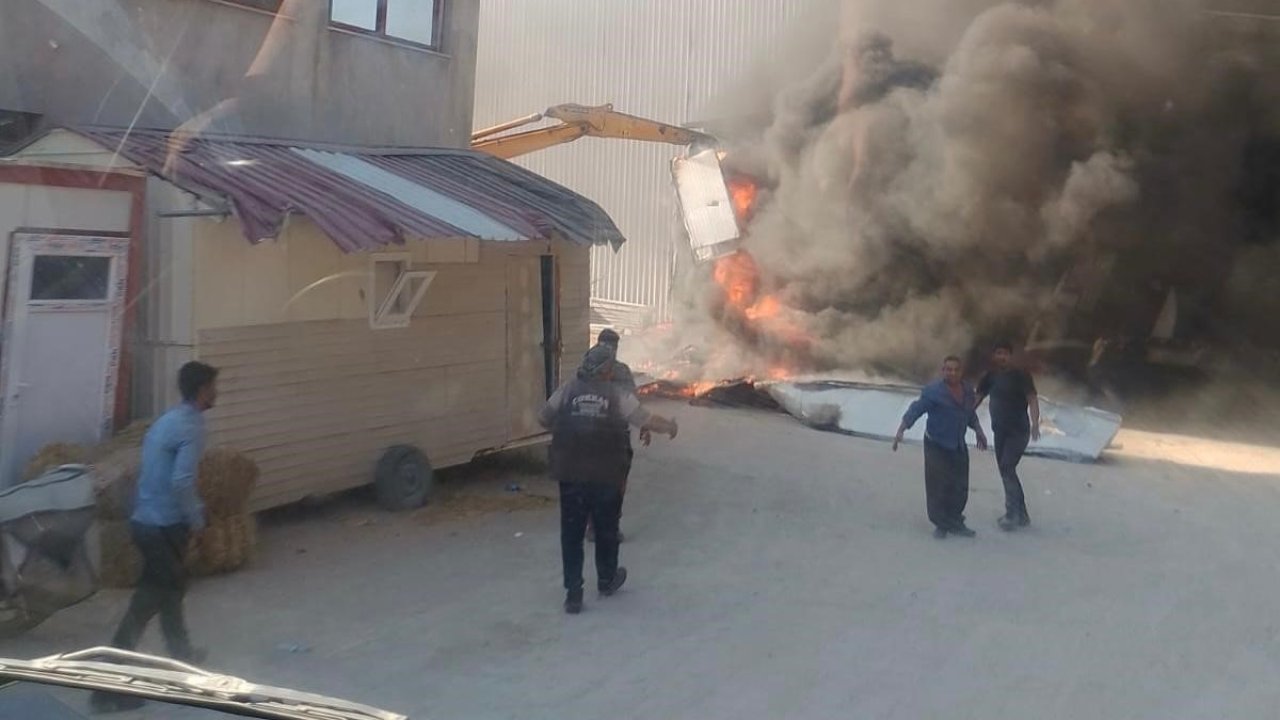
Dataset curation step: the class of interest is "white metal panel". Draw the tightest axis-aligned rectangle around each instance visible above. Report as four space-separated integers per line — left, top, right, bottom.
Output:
767 381 1123 463
131 177 200 419
672 149 740 263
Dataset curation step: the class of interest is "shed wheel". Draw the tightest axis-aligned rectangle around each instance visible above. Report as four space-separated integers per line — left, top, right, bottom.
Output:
374 445 434 511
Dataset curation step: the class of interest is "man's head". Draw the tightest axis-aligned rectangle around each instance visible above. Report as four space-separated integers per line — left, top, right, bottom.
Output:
597 328 621 349
992 341 1014 370
178 361 219 411
941 355 964 385
579 343 616 381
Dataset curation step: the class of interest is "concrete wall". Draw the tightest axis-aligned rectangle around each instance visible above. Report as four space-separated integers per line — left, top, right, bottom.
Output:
0 0 480 148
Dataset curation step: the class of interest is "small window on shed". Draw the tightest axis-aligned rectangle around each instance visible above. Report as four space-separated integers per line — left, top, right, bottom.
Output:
369 253 434 329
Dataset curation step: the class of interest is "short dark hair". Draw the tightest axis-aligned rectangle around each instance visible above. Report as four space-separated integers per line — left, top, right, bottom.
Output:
943 355 963 366
178 361 218 402
993 341 1014 353
597 328 621 346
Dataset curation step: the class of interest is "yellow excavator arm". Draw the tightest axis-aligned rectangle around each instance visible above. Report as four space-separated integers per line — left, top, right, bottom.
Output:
471 103 714 159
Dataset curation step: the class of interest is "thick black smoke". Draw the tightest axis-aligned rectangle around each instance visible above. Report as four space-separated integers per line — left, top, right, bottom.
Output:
678 0 1280 383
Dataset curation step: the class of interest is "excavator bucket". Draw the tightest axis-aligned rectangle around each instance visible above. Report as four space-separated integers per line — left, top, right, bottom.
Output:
672 148 742 264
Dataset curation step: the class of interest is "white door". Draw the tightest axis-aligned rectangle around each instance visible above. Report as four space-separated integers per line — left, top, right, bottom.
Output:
0 233 130 487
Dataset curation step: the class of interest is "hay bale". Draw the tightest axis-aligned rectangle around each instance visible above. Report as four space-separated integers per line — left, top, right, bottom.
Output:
110 419 153 448
196 448 258 519
91 448 141 522
96 513 257 587
22 443 90 481
97 520 142 589
187 513 256 577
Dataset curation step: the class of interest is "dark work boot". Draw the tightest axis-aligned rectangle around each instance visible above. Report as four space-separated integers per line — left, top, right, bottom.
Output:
998 515 1019 532
949 524 977 538
932 527 948 539
599 567 628 597
564 589 584 615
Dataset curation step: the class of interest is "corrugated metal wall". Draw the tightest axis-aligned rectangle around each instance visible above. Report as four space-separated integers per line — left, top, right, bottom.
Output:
473 0 807 322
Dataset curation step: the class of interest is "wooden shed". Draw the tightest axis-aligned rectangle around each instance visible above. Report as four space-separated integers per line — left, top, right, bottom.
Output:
0 127 624 509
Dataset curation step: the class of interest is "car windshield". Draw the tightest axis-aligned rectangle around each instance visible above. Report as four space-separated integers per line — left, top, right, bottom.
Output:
4 1 1280 719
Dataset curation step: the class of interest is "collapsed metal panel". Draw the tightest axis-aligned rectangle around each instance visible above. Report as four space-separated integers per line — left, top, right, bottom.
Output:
768 381 1122 463
671 148 741 264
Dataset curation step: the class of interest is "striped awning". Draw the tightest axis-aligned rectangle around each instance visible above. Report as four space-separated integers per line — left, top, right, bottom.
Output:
71 127 626 253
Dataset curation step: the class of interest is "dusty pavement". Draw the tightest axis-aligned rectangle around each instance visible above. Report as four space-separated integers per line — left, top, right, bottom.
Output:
6 399 1280 719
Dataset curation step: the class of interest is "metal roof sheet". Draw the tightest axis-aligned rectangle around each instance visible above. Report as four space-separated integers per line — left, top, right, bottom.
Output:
68 127 625 252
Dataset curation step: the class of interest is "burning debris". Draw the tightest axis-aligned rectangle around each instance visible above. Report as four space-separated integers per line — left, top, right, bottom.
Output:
661 0 1280 391
637 377 781 411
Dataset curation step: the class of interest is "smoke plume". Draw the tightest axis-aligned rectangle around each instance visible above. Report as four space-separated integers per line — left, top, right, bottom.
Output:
670 0 1280 383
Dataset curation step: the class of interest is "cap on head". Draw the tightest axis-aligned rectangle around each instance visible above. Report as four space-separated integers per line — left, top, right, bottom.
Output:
597 328 621 347
579 343 616 379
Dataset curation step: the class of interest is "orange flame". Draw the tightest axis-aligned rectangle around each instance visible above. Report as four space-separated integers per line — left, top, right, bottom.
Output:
712 250 761 309
728 177 758 222
744 295 781 321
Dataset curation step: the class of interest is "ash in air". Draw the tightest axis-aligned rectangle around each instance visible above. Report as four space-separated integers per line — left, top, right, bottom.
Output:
655 0 1280 387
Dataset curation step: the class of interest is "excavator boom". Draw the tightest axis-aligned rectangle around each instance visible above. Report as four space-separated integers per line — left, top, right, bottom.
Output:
471 103 714 159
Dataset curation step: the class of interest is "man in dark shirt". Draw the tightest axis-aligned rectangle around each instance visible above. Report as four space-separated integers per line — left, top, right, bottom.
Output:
586 329 647 544
894 356 988 539
976 342 1041 531
539 344 678 615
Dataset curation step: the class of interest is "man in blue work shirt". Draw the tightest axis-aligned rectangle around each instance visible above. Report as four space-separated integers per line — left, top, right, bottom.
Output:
893 355 988 539
109 361 217 661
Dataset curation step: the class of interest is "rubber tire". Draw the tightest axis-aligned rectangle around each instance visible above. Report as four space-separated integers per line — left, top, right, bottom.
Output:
374 445 434 511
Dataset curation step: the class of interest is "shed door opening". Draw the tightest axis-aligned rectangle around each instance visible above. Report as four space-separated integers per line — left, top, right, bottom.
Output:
540 255 561 398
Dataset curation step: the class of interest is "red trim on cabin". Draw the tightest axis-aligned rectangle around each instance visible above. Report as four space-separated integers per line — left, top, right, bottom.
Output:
0 165 147 430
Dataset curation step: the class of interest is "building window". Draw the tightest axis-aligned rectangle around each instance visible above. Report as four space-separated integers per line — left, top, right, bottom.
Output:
330 0 444 50
369 254 435 329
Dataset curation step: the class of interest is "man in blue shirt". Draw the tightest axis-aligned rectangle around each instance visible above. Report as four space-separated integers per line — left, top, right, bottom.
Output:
893 355 988 539
108 361 217 662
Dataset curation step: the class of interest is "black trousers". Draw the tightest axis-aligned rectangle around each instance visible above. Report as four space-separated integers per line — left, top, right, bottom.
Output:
587 448 633 531
110 522 195 659
560 481 623 593
994 428 1031 519
923 441 970 531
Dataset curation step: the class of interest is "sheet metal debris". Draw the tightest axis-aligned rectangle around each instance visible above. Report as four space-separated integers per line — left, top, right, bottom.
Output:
766 381 1122 463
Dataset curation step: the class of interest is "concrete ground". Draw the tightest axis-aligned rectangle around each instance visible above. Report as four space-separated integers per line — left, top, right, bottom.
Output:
7 399 1280 720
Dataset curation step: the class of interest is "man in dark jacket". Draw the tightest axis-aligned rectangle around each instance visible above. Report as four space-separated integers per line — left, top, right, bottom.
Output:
976 342 1041 531
539 344 678 615
586 328 646 544
893 355 988 539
